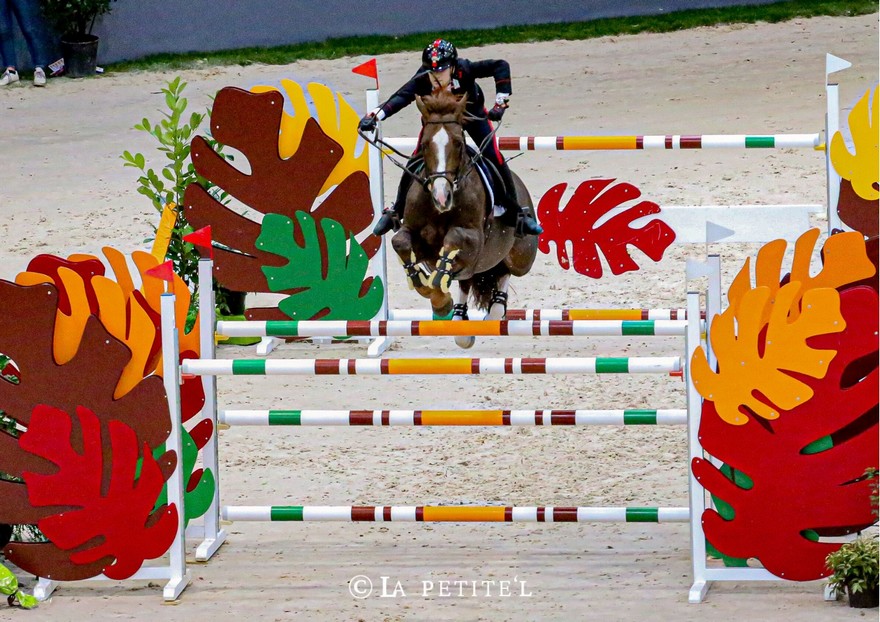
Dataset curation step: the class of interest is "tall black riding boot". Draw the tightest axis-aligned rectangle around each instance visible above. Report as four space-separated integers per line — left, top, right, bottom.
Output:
373 165 418 236
495 161 543 237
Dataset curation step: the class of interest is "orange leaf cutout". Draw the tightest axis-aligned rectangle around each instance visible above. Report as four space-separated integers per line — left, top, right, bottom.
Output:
727 229 875 321
691 283 845 425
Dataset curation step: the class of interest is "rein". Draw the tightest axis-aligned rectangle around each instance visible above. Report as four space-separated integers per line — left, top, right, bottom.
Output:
358 110 504 208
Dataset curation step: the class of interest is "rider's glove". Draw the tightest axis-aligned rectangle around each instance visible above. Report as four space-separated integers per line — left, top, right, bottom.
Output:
358 113 377 132
488 93 510 122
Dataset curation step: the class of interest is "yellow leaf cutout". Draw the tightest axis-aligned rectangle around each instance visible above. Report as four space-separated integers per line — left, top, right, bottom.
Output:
251 79 368 195
830 86 878 201
727 228 875 321
692 283 844 425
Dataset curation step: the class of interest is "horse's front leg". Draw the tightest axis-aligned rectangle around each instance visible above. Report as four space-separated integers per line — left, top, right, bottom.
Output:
392 227 453 317
428 227 482 293
391 227 429 291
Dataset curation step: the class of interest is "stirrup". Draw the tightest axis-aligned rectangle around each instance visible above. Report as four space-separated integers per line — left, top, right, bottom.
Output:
452 303 469 320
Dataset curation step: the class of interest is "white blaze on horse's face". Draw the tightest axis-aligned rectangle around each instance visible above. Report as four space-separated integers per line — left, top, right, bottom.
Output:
430 127 453 212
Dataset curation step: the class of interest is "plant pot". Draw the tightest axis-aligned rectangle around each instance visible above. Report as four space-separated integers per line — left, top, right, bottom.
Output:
61 34 99 78
848 585 880 608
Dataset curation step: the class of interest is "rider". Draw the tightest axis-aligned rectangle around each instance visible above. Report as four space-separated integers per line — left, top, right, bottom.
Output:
359 39 543 238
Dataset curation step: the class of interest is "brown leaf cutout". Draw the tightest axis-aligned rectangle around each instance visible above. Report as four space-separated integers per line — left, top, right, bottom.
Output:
691 283 845 425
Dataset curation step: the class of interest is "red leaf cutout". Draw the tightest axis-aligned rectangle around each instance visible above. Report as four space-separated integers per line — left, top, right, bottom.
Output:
537 180 675 278
692 285 879 581
20 405 178 580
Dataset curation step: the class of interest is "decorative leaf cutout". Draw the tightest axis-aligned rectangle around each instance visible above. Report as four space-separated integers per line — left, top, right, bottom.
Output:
691 283 844 425
20 405 178 580
146 424 215 526
536 180 675 278
251 79 369 194
258 212 384 320
831 86 878 202
184 87 378 321
692 285 879 580
727 229 875 321
0 279 171 581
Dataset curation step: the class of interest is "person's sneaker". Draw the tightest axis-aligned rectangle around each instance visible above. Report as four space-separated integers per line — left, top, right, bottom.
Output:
33 67 46 87
0 68 19 86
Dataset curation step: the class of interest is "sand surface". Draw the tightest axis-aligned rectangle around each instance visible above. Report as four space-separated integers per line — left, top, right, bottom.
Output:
0 13 877 621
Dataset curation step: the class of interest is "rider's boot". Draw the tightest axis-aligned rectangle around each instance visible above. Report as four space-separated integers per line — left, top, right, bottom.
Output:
373 162 417 236
496 161 543 238
373 206 401 236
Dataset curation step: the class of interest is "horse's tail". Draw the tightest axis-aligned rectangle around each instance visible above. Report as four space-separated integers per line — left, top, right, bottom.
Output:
470 263 510 311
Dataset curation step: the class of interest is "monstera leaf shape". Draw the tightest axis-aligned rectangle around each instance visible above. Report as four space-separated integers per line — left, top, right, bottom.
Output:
251 79 369 194
0 280 172 580
693 285 879 581
184 87 379 321
831 86 878 202
726 229 875 320
830 86 879 237
537 179 675 278
691 283 844 425
258 212 384 320
20 405 178 581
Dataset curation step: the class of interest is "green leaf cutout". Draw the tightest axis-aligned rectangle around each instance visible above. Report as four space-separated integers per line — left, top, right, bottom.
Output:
257 212 384 320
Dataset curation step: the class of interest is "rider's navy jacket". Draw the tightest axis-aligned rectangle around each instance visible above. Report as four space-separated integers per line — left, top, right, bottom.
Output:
379 59 512 119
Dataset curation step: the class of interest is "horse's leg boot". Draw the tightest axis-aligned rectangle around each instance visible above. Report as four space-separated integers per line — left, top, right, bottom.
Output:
399 251 425 290
428 249 460 293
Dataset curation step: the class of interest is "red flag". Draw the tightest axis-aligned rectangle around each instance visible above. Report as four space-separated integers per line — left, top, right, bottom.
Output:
352 58 378 88
184 225 214 258
145 260 175 284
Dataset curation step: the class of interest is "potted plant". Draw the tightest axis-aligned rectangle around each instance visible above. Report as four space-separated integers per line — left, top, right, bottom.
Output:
826 535 879 608
40 0 115 78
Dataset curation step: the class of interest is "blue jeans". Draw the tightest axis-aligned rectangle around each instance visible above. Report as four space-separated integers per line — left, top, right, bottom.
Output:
0 0 52 69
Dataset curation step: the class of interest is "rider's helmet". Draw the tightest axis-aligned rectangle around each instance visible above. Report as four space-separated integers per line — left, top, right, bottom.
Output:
422 39 458 72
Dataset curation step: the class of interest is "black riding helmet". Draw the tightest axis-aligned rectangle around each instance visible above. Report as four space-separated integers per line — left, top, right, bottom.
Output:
422 39 457 72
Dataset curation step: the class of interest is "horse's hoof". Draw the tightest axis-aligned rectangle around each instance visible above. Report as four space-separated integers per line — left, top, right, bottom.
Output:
454 335 476 349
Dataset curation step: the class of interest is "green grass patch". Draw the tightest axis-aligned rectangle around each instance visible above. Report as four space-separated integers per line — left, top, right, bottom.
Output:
108 0 876 73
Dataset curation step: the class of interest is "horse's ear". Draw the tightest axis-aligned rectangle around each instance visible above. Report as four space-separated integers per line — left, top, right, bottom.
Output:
416 95 428 117
455 94 468 118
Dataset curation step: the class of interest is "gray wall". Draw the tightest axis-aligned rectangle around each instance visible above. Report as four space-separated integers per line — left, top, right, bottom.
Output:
8 0 782 69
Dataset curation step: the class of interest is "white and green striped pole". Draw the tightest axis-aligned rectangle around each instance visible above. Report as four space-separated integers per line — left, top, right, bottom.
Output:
181 356 682 377
220 408 688 427
223 505 690 523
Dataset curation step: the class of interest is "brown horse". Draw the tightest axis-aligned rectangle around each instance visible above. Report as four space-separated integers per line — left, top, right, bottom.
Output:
390 90 538 348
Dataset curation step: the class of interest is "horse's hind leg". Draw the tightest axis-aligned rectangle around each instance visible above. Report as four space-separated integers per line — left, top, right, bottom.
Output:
453 280 475 349
487 273 510 320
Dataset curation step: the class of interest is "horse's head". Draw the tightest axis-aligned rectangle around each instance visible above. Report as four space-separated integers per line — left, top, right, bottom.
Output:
416 91 468 213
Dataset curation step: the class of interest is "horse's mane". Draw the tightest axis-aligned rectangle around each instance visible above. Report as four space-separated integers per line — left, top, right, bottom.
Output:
420 89 463 116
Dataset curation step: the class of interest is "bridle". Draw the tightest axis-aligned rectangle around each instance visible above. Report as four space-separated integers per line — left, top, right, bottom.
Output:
358 106 501 209
421 118 470 202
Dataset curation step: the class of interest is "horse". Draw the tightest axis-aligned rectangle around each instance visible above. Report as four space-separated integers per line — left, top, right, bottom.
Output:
390 90 538 348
